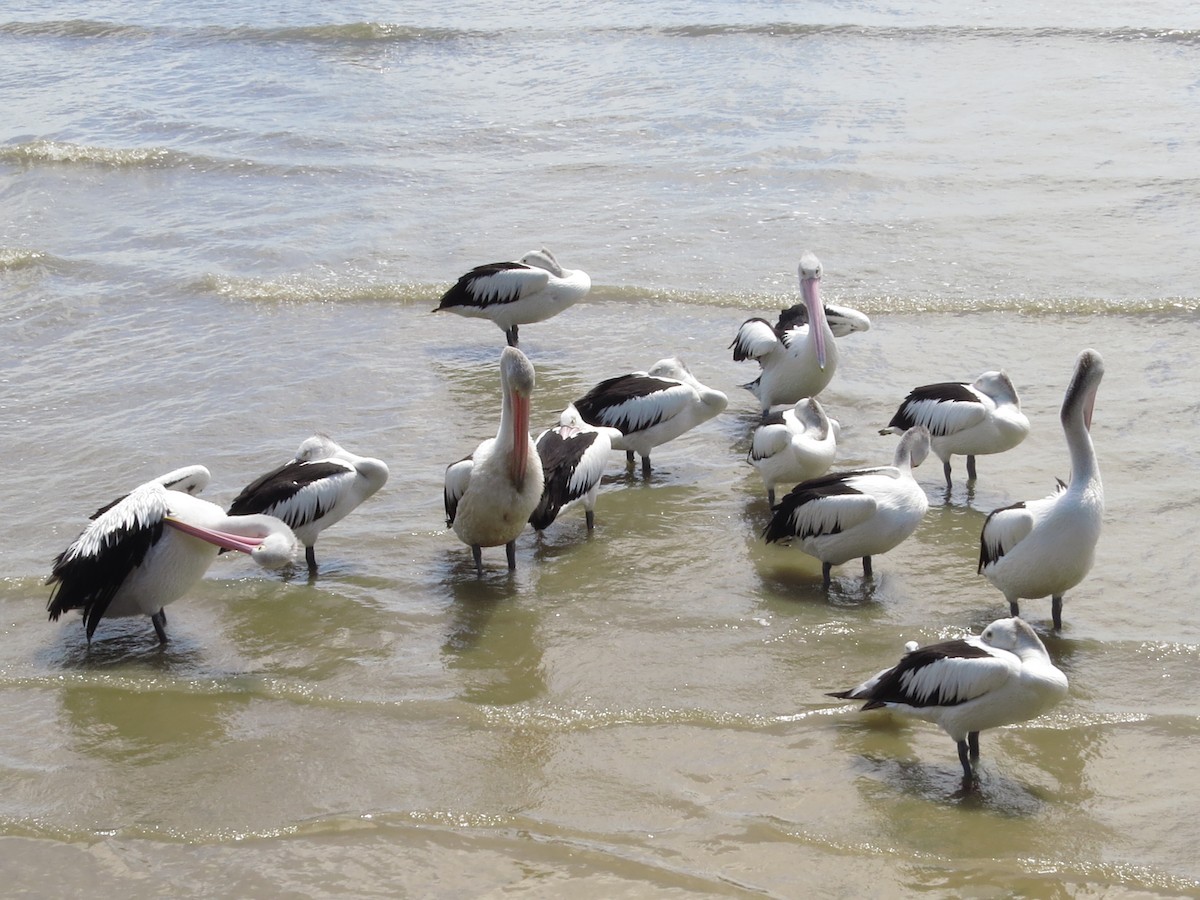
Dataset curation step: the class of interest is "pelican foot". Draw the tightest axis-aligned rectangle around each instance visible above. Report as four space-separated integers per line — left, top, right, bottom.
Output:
151 608 169 644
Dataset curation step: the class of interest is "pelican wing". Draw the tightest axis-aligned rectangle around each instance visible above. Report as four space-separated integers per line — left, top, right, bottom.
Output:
978 501 1035 570
833 639 1016 709
887 383 986 436
730 317 780 362
748 421 792 463
443 456 474 526
436 262 549 310
763 473 880 543
228 459 354 530
530 429 610 529
574 375 689 435
47 482 168 638
776 303 871 338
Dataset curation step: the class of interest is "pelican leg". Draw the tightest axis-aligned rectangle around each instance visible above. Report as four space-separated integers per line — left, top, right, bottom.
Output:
625 450 636 470
767 488 776 507
505 326 519 347
305 545 318 574
966 455 978 480
1009 598 1021 617
471 545 483 578
957 740 975 782
505 540 517 570
862 556 873 578
943 459 953 488
1052 595 1064 630
641 455 652 478
968 731 980 759
585 509 595 531
821 561 833 589
151 608 168 644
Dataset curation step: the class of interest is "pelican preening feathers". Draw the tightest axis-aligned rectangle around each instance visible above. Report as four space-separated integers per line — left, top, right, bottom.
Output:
47 467 299 643
881 370 1030 487
828 617 1069 784
444 347 544 576
979 349 1105 630
227 434 390 574
433 248 591 347
748 397 839 506
531 405 621 532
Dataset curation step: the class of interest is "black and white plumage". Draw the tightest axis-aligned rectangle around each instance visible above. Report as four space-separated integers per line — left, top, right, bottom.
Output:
530 404 621 531
432 248 591 347
730 253 842 412
828 617 1069 783
445 347 544 576
227 434 389 574
979 349 1104 630
773 300 871 339
572 357 728 477
763 425 931 588
881 370 1030 487
47 467 299 643
748 397 839 506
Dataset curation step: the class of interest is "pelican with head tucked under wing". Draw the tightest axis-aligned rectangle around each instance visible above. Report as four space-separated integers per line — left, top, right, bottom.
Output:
433 248 591 347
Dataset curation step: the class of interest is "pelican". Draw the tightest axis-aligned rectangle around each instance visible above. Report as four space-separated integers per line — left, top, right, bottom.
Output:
773 299 871 338
763 425 930 588
227 434 389 574
47 467 299 643
748 397 839 505
530 404 621 531
445 347 544 575
828 617 1069 784
730 252 839 411
979 349 1104 630
432 248 591 347
572 357 728 477
881 370 1030 487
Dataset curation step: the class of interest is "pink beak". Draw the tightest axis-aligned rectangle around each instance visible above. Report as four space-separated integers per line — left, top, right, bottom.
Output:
509 389 531 486
802 274 828 369
164 516 267 555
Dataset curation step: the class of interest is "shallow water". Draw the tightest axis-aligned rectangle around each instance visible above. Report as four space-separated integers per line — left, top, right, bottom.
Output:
3 1 1200 896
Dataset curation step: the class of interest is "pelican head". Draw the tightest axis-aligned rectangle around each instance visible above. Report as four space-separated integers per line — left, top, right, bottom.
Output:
520 247 564 278
294 433 343 462
894 425 931 469
973 370 1020 406
797 252 829 370
980 616 1048 655
1064 349 1104 432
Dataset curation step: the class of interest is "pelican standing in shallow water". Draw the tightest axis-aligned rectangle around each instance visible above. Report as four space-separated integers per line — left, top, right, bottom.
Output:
979 349 1104 630
432 248 591 347
530 404 621 532
730 253 840 412
763 425 931 588
881 370 1030 488
47 467 299 643
227 434 389 574
828 617 1069 785
572 357 728 477
445 347 544 575
748 397 839 505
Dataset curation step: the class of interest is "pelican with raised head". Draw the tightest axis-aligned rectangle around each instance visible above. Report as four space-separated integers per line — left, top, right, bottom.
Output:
445 347 544 575
764 425 931 588
47 466 299 644
433 248 591 347
979 349 1104 629
731 253 840 412
881 370 1030 488
828 617 1069 785
227 434 389 574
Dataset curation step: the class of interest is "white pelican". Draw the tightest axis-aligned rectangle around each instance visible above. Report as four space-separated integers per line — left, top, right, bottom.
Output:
530 404 621 531
445 347 544 575
432 248 591 347
227 433 389 574
979 349 1104 630
572 357 728 477
47 467 299 643
828 617 1069 784
748 397 839 505
881 370 1030 487
763 425 931 588
730 252 839 411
